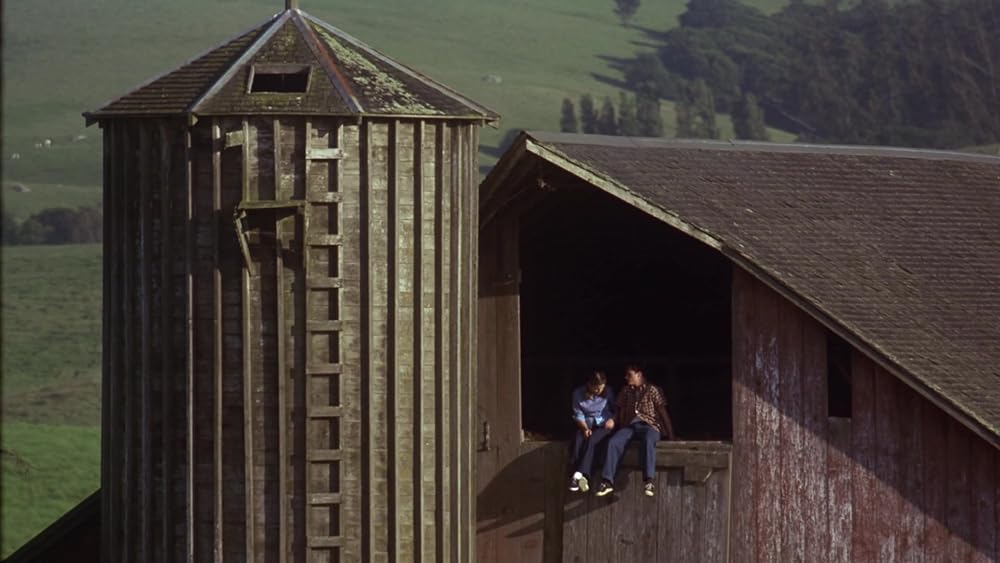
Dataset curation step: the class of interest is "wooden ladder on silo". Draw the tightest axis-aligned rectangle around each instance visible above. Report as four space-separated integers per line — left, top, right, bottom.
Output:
301 139 346 556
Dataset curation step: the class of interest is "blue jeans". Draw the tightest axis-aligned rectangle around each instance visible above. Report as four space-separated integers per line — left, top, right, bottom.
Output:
569 427 612 477
601 421 660 482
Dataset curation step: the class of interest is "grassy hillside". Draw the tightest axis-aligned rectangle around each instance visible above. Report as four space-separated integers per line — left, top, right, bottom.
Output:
1 422 101 558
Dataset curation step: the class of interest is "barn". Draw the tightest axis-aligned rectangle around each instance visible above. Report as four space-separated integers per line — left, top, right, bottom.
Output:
476 132 1000 562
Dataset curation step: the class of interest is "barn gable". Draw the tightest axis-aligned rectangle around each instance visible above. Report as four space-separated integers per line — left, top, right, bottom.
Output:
482 131 1000 448
85 7 498 121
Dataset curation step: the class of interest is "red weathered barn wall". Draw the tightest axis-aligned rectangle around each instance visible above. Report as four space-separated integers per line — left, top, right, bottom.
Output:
732 268 999 562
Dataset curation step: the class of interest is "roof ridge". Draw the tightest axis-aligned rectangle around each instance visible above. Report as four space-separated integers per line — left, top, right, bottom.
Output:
292 11 364 113
300 10 498 120
526 131 1000 165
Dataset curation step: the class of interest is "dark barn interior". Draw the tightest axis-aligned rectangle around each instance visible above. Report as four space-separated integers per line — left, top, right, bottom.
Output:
517 177 732 441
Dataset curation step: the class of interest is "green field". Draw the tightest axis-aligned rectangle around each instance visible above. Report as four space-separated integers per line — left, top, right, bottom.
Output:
2 0 799 555
1 422 101 558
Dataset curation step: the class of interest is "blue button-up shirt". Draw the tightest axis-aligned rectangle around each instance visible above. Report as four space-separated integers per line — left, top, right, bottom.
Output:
571 385 616 428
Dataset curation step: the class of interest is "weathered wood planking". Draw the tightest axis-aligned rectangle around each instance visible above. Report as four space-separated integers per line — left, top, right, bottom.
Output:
777 297 805 562
730 267 756 562
970 432 996 563
922 402 949 563
476 220 499 563
946 416 974 561
873 365 903 561
800 317 828 559
826 417 852 562
892 372 924 561
754 276 782 562
851 349 878 562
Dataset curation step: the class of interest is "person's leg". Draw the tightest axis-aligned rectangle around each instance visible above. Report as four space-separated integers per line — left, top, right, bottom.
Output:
578 427 612 476
638 424 661 481
600 427 635 483
569 429 586 469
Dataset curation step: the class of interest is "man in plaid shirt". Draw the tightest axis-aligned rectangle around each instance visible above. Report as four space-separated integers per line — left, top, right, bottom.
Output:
595 365 675 497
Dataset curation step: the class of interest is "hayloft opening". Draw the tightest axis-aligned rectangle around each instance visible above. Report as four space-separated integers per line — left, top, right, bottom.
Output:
250 64 311 93
518 180 732 441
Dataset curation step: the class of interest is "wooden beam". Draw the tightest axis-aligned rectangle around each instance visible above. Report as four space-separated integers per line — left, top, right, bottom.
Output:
159 120 176 563
240 117 257 563
212 119 224 560
184 124 196 563
412 120 424 563
121 121 136 561
274 117 290 563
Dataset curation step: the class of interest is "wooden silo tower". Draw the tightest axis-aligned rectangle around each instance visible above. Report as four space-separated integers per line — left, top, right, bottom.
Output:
86 1 496 561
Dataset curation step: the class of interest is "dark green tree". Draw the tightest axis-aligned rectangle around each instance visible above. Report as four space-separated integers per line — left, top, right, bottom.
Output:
636 93 664 137
598 96 618 135
560 98 579 133
18 217 50 245
676 79 719 139
618 92 640 136
614 0 641 26
732 92 769 140
579 94 598 134
1 211 19 245
624 53 672 98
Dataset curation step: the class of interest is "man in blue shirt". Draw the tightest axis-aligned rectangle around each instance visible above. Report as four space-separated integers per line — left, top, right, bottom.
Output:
569 371 616 492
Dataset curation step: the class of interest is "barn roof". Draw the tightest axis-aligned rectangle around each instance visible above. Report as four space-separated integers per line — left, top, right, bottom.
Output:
483 131 1000 447
85 7 498 122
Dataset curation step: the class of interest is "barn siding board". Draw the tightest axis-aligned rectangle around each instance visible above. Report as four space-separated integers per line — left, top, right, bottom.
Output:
946 417 974 561
475 221 499 563
777 298 805 562
704 466 729 562
800 318 828 560
340 121 363 563
874 365 903 562
542 444 566 563
754 278 782 563
419 121 439 563
730 267 756 562
970 437 996 562
657 468 683 563
922 403 949 563
894 375 924 562
851 351 878 562
827 417 853 562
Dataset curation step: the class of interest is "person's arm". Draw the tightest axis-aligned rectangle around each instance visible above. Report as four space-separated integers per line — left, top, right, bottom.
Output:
602 388 617 429
653 387 676 440
571 387 590 433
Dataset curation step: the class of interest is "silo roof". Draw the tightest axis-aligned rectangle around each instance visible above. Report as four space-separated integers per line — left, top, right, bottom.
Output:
85 8 498 122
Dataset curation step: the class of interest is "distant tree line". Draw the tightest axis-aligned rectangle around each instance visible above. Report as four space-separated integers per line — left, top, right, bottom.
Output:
619 0 1000 148
561 92 665 137
2 206 102 245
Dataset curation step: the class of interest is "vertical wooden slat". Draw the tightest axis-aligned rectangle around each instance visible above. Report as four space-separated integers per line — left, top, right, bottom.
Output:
922 403 949 563
730 267 755 562
340 121 362 563
755 281 781 563
420 121 439 563
704 468 729 562
100 122 112 563
433 121 447 563
800 317 828 560
874 366 902 561
184 124 196 563
106 121 123 563
656 469 683 563
241 117 257 563
474 219 499 563
387 120 401 563
777 299 805 562
139 121 154 563
359 119 374 563
292 118 308 563
122 121 136 562
827 417 853 562
970 436 997 562
274 117 290 563
412 120 425 563
448 123 461 563
893 374 924 560
212 119 225 561
851 352 877 562
462 124 477 563
159 121 175 563
945 416 974 561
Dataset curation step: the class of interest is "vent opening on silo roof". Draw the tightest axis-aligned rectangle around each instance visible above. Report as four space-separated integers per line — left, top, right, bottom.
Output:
249 64 311 93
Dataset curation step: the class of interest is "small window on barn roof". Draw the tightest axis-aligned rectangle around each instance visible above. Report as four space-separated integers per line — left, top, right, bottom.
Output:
249 64 311 93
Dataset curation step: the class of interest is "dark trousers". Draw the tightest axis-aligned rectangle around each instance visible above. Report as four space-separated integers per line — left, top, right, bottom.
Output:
569 427 612 477
601 421 660 482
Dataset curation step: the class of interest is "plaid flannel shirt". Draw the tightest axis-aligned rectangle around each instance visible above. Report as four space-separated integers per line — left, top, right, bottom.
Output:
616 384 668 435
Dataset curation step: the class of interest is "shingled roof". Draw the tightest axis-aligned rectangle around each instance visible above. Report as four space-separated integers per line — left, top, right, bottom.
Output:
483 131 1000 447
85 7 497 122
